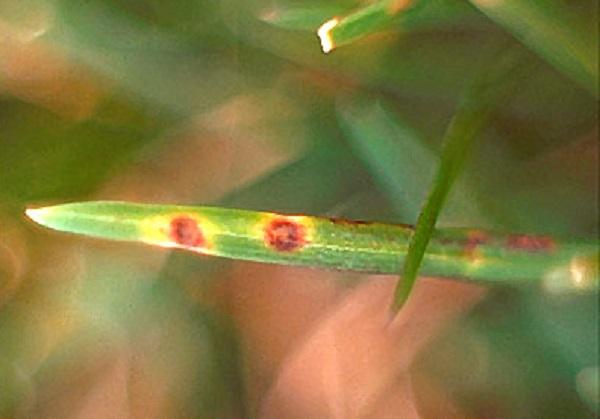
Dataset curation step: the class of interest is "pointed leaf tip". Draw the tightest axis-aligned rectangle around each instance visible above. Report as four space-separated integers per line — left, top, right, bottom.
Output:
25 206 51 226
317 18 338 53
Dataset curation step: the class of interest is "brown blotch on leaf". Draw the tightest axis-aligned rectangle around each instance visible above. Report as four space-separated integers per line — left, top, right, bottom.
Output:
465 230 488 252
170 216 204 247
265 219 306 252
506 234 556 252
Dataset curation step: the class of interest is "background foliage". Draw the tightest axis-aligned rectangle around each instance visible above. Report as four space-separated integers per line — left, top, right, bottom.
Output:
0 0 597 417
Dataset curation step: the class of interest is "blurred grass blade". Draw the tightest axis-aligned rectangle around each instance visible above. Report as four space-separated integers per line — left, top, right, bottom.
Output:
53 0 242 113
468 0 598 96
260 5 346 31
392 46 531 311
317 0 400 53
337 97 435 220
25 201 598 289
0 101 171 207
317 0 479 53
337 96 485 225
220 140 372 214
576 366 600 412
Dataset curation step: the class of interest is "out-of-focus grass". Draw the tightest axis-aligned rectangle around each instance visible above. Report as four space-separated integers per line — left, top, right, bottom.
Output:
313 0 481 53
469 0 598 96
0 0 597 417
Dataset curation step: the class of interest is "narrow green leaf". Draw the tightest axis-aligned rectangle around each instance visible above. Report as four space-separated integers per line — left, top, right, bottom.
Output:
317 0 479 53
25 201 598 290
392 46 531 311
468 0 598 96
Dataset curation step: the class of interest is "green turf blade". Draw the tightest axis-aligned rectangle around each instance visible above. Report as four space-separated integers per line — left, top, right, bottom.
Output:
25 201 598 290
317 0 480 53
392 45 532 311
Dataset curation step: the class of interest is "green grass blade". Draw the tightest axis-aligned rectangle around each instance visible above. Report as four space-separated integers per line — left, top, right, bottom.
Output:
468 0 598 96
25 201 598 290
317 0 479 53
392 46 531 311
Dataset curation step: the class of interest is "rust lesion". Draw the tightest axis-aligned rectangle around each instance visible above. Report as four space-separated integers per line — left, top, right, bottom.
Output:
459 230 490 264
265 218 307 252
506 234 556 252
169 216 204 247
465 230 489 253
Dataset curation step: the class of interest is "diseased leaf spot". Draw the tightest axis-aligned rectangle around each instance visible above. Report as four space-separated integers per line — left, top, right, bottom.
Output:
465 230 488 252
265 218 306 252
170 216 204 247
506 234 555 252
459 230 489 263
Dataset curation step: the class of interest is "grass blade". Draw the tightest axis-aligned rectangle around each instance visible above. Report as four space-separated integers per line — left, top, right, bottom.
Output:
392 46 531 311
317 0 479 53
25 201 598 290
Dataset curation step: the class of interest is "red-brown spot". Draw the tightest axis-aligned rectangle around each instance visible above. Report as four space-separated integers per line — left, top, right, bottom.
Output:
170 216 204 247
465 230 488 252
506 234 556 252
265 218 306 252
